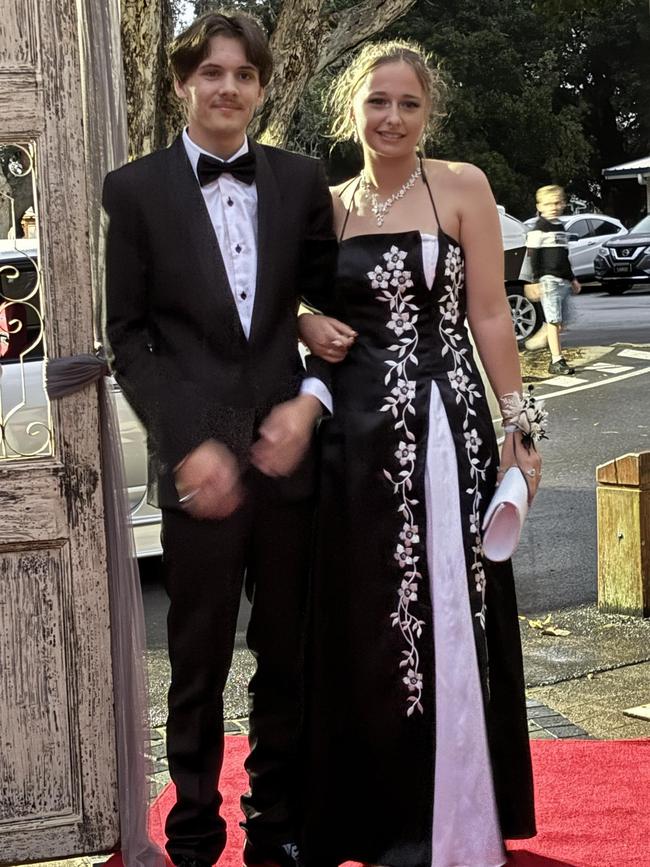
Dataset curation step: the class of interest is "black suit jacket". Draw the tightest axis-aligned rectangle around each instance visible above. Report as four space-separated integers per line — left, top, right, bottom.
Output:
102 136 337 507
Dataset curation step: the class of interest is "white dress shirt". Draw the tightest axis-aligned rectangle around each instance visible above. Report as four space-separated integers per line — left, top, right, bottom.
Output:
182 129 332 412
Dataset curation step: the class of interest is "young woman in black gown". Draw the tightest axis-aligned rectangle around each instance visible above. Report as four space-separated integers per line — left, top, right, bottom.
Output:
298 41 541 867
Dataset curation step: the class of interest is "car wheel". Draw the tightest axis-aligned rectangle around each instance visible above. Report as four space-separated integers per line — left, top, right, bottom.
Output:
506 283 542 343
605 281 627 296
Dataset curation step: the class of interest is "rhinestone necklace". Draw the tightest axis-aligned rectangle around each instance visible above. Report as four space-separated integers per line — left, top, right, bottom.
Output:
359 164 422 227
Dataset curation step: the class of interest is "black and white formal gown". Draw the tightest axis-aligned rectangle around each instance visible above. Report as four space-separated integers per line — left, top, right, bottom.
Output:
303 184 536 867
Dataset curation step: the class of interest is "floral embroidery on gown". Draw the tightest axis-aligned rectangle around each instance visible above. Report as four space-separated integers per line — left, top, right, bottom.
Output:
303 215 535 867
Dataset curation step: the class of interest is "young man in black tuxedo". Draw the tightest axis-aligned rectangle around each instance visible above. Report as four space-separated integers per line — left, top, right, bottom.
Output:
103 12 346 867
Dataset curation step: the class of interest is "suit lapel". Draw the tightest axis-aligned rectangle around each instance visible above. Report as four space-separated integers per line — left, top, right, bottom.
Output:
165 136 247 343
249 141 283 342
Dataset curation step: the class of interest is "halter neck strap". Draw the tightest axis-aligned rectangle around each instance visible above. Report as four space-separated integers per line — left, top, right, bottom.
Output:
419 154 442 230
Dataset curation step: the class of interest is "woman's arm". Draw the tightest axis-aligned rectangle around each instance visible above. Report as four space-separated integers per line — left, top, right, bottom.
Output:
459 165 521 396
458 165 542 498
298 312 356 362
297 184 357 363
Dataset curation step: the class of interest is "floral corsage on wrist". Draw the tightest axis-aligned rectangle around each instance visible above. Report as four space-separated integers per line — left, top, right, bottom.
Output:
499 385 548 449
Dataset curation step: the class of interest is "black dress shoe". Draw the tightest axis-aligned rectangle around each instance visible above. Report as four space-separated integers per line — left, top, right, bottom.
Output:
243 840 302 867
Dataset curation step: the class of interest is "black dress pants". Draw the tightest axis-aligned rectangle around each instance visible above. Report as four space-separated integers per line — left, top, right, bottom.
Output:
162 471 313 864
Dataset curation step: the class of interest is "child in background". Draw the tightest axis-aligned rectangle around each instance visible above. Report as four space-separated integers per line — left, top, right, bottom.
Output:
526 184 581 374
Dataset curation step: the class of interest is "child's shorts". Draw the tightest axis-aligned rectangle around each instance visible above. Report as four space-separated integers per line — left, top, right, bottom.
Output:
540 276 572 325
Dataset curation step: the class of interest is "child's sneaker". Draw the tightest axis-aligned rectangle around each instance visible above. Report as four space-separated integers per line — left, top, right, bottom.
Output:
548 357 575 375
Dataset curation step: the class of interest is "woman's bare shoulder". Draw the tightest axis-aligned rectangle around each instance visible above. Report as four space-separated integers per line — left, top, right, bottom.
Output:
423 158 488 190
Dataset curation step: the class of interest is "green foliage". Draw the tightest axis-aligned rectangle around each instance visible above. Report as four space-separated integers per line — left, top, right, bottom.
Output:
181 0 648 220
559 0 650 217
391 0 648 218
192 0 280 30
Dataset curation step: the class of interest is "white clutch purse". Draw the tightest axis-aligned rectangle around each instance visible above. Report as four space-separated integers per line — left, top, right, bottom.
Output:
482 467 529 562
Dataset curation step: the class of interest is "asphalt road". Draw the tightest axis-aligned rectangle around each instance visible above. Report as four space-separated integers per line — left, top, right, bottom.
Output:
514 346 650 612
563 284 649 347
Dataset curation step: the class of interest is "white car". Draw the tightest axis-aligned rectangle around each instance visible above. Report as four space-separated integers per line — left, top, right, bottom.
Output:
523 213 627 281
0 239 162 558
1 217 538 555
500 207 543 343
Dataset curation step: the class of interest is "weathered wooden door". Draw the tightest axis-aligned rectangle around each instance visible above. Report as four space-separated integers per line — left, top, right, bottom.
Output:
0 0 125 860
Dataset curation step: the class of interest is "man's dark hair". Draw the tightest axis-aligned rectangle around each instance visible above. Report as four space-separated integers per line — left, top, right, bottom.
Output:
169 11 273 87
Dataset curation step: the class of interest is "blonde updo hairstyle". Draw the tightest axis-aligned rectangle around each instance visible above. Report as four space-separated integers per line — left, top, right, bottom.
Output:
327 39 447 148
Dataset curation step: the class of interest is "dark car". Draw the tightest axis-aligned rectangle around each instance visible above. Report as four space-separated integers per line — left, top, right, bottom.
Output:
594 214 650 294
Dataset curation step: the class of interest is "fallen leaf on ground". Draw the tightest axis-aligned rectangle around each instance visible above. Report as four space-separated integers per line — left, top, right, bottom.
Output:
527 614 553 630
541 626 572 637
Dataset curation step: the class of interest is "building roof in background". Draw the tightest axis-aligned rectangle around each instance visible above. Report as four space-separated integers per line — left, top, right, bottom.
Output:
603 156 650 178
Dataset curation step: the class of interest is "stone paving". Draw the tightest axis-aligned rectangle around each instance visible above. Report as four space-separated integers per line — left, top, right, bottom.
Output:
145 700 591 797
526 698 591 740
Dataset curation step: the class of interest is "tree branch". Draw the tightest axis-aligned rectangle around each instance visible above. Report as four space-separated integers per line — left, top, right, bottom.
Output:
316 0 417 73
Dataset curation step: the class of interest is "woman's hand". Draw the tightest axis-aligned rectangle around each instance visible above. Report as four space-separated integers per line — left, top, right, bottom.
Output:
497 430 542 504
298 312 357 363
250 394 322 477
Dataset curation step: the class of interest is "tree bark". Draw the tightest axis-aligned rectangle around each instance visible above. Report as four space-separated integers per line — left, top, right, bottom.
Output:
250 0 328 145
251 0 416 147
120 0 416 155
316 0 416 73
120 0 177 158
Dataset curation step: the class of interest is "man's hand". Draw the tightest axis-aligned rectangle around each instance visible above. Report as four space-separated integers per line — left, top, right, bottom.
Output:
175 439 243 520
298 312 357 363
250 394 322 477
571 278 582 295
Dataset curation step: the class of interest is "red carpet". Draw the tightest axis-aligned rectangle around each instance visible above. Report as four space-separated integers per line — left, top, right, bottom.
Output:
107 737 650 867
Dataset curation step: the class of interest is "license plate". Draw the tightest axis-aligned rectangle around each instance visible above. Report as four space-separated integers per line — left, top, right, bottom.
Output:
614 264 631 273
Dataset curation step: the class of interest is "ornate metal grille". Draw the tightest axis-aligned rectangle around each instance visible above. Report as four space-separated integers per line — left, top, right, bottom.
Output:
0 142 53 459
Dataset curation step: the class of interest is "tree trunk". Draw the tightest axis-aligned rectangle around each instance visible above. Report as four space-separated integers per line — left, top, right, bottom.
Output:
251 0 416 147
120 0 416 155
120 0 178 158
250 0 328 146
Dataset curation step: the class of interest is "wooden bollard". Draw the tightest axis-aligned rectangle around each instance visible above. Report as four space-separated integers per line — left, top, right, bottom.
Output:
597 451 650 616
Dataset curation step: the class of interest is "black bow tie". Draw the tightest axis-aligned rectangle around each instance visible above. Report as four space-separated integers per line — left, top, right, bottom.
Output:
197 151 256 187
